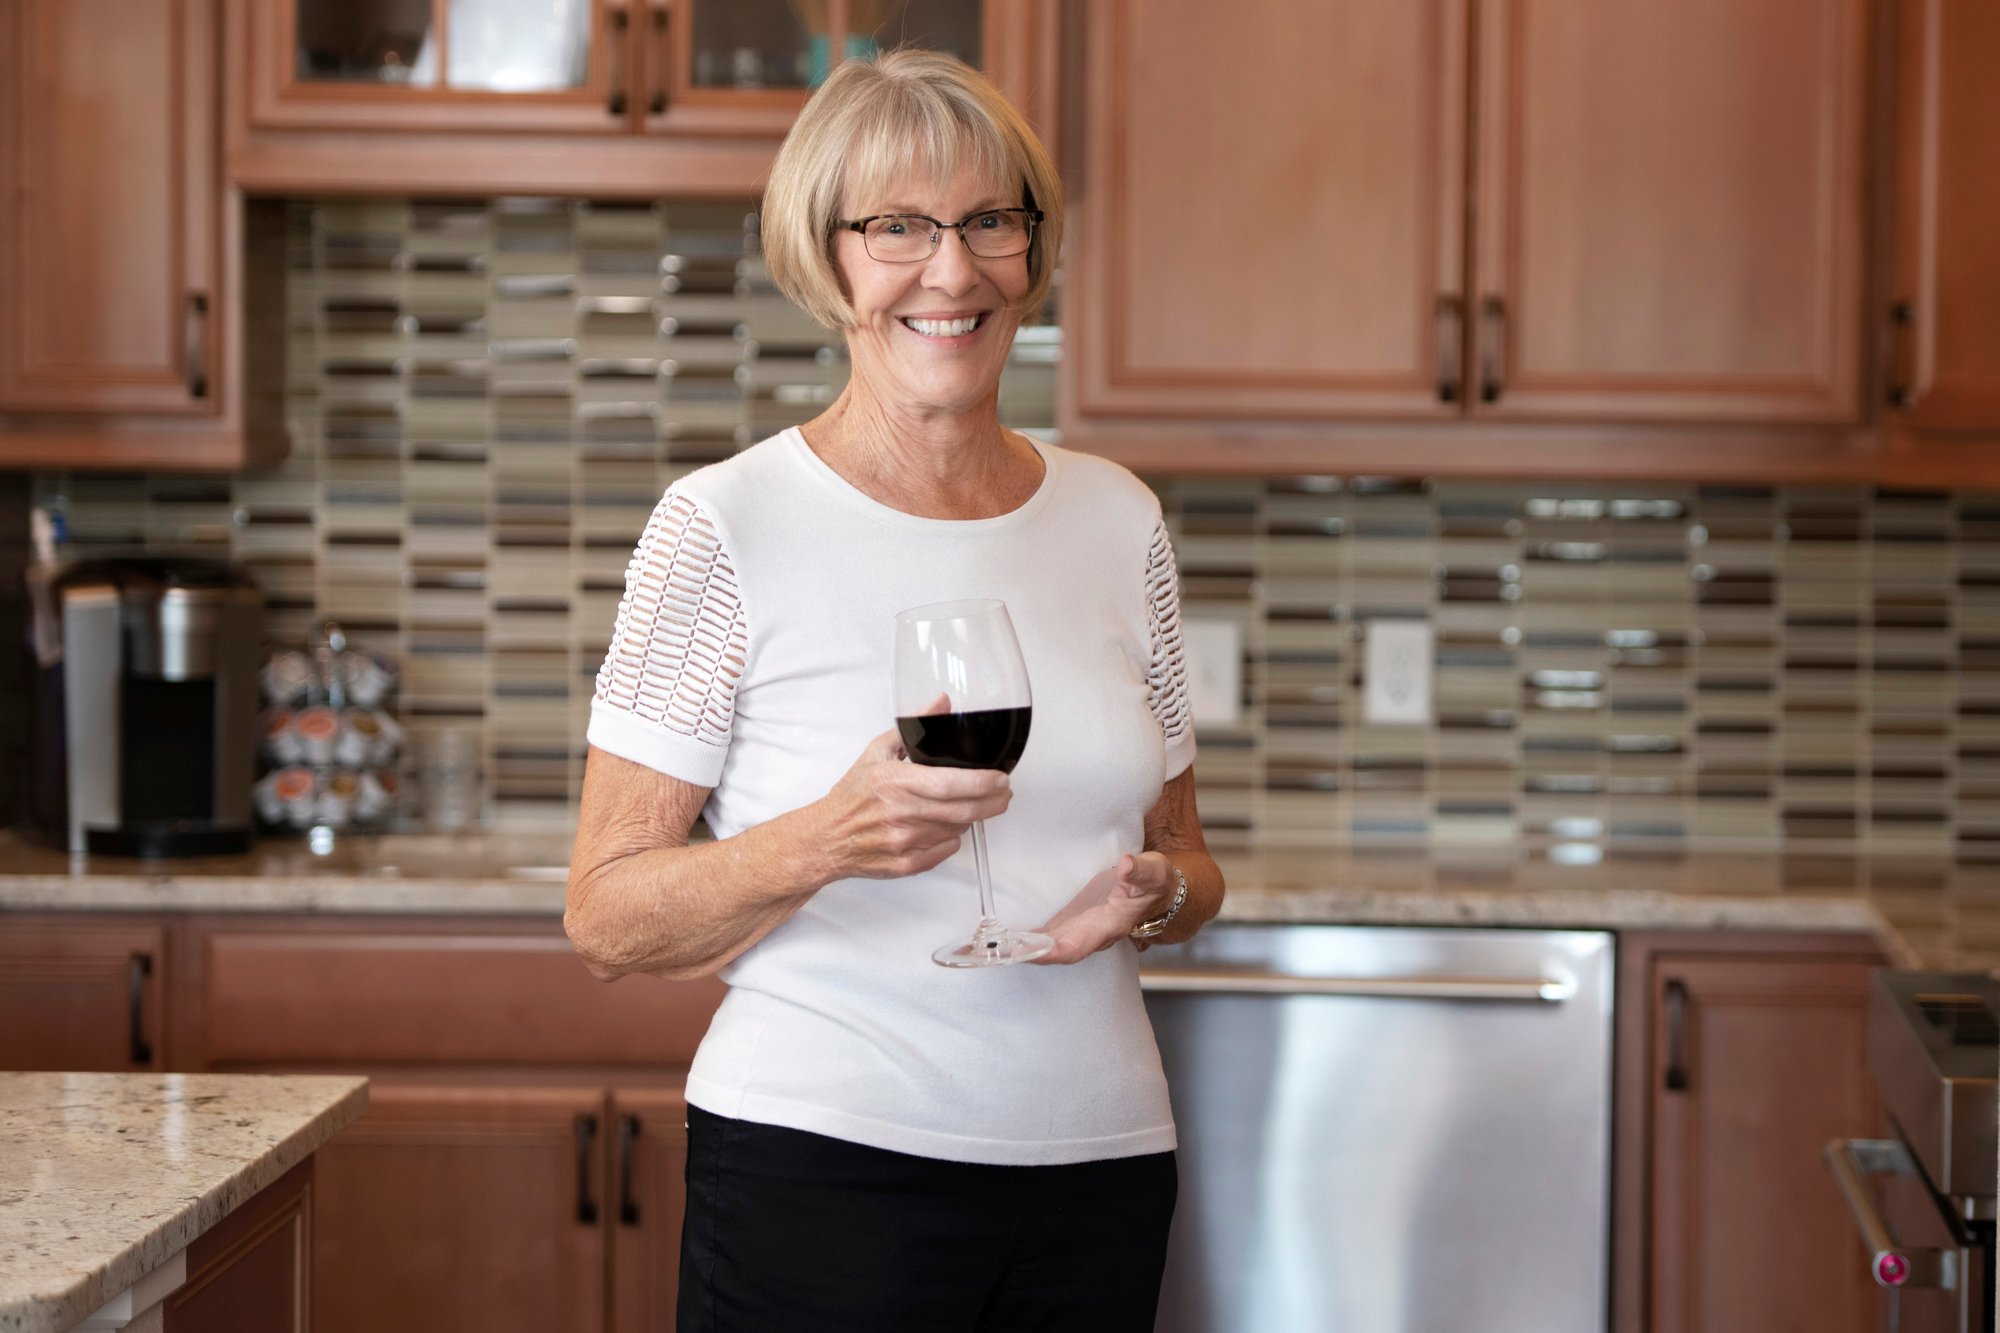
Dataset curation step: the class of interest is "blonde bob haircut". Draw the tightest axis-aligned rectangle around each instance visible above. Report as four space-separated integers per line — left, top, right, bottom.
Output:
761 49 1063 331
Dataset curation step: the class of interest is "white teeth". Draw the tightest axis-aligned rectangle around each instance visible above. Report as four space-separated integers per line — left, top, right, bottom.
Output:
903 315 980 337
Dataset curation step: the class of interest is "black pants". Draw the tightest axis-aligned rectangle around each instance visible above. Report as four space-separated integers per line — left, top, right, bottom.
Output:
678 1104 1178 1332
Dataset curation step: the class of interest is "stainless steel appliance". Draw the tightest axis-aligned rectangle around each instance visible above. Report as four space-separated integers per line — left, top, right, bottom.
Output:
1827 970 1997 1332
1142 924 1615 1333
29 556 262 856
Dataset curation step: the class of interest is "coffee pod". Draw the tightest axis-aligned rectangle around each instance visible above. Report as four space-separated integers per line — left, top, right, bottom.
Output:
367 709 404 767
261 708 303 765
260 650 317 708
342 652 396 708
354 770 394 823
334 708 379 768
295 705 340 765
315 770 360 828
258 767 317 828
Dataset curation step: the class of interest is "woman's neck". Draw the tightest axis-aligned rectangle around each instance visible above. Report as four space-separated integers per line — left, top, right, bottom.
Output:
803 388 1042 521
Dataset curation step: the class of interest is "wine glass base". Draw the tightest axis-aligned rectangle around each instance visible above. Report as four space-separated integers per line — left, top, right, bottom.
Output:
933 929 1054 968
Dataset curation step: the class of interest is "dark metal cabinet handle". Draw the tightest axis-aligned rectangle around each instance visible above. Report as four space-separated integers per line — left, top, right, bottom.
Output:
128 953 153 1065
617 1114 641 1225
606 8 630 116
1478 296 1505 403
648 3 670 115
184 293 209 400
575 1114 600 1224
1434 294 1463 403
1887 300 1914 408
1663 978 1690 1092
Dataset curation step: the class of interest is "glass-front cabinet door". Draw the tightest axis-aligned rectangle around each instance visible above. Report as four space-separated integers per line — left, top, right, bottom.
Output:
248 0 630 132
647 0 1014 139
242 0 1042 151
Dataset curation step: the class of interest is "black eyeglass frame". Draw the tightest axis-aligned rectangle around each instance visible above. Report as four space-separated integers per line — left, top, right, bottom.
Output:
833 208 1046 263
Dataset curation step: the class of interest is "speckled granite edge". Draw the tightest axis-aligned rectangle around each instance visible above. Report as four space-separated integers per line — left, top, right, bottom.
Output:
0 868 1916 963
0 874 565 916
1216 885 1920 967
0 1075 368 1333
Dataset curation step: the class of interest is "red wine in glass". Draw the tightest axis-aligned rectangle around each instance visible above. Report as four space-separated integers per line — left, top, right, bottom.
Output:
892 601 1052 967
895 707 1032 773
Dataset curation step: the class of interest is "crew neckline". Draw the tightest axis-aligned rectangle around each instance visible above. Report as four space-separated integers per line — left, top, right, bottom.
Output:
783 427 1059 532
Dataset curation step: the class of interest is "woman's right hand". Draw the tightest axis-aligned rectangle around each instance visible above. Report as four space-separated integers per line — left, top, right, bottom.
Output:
812 727 1013 880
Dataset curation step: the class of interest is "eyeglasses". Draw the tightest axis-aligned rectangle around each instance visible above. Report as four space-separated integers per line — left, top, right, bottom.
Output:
835 208 1044 264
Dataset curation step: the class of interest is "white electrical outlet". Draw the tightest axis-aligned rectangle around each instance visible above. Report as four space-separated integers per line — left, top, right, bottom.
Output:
1363 620 1433 726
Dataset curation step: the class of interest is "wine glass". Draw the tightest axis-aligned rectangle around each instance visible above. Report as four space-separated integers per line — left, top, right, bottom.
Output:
893 599 1052 967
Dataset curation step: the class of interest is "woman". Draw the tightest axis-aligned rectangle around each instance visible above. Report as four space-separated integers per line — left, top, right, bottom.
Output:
565 48 1223 1332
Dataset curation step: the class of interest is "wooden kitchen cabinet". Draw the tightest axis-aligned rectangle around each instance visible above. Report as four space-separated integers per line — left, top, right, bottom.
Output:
0 918 168 1072
1884 0 2000 435
1471 0 1867 425
227 0 1058 197
609 1087 691 1333
313 1081 610 1333
1065 0 1874 473
1613 931 1887 1333
184 915 723 1333
0 0 283 469
164 1157 314 1333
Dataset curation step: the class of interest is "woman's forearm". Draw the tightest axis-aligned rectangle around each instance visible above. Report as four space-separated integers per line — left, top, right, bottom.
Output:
567 801 837 981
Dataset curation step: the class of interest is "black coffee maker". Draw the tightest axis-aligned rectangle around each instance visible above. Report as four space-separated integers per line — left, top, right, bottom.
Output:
30 556 262 856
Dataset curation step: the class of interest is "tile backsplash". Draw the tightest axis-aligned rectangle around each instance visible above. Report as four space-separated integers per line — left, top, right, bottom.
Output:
29 198 2000 878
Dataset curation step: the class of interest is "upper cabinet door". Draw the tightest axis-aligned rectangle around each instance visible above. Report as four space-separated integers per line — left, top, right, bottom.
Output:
1888 0 2000 431
1069 0 1470 423
0 0 220 415
246 0 631 133
1473 0 1868 424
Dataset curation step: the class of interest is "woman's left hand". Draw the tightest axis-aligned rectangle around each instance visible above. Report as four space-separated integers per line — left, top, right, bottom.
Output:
1030 852 1174 965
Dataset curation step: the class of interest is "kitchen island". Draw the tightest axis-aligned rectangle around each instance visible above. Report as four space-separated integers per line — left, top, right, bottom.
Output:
0 1073 367 1333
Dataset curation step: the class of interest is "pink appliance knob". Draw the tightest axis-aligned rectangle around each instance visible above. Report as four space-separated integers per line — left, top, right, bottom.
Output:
1875 1252 1910 1287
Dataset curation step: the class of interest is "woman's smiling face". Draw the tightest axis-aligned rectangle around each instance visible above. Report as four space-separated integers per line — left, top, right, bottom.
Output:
833 160 1031 418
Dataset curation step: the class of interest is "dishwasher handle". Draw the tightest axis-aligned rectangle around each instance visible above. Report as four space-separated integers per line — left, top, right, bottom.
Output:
1823 1138 1959 1290
1139 969 1575 1003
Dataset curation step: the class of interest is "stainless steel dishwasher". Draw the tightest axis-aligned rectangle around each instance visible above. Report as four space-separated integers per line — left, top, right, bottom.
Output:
1142 923 1615 1333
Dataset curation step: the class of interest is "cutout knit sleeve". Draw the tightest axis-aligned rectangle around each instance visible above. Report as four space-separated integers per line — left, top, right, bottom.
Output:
586 490 748 787
1145 519 1196 778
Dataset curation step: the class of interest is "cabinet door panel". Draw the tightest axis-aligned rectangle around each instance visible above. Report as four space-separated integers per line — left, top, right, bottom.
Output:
201 927 724 1066
1648 955 1882 1333
1070 0 1468 421
1890 0 2000 430
1475 0 1866 423
610 1087 689 1333
246 0 633 133
313 1082 607 1333
0 922 166 1072
0 0 218 414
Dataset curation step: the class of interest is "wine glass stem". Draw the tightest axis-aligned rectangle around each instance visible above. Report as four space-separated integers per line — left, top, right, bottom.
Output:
971 818 1000 929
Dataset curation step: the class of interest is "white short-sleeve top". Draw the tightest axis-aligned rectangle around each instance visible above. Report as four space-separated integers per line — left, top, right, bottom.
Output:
587 428 1194 1166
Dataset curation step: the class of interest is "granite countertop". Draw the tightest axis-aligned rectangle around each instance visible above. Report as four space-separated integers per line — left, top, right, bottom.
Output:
0 1072 367 1333
1 828 1985 969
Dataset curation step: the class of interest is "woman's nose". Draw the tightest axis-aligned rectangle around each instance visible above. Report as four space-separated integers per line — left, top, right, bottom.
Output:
920 228 981 293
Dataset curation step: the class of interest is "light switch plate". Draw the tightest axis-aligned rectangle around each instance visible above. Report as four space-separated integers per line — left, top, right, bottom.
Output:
1180 618 1243 726
1363 619 1433 725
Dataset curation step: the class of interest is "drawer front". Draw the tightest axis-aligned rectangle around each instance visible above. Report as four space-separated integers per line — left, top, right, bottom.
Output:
202 929 724 1066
